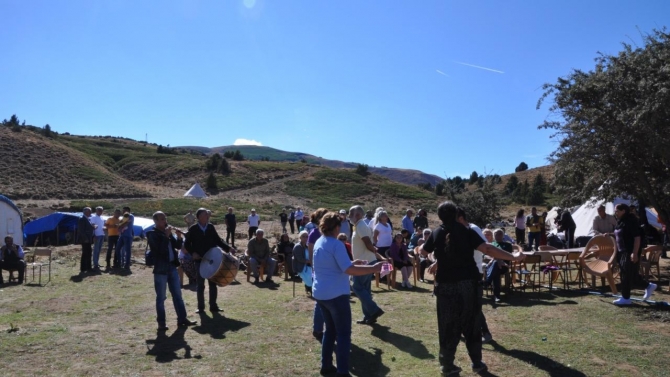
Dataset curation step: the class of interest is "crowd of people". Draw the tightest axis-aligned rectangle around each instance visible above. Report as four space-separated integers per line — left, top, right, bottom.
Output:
3 200 667 377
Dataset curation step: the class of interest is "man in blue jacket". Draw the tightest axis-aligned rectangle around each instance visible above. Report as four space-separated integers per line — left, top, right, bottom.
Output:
146 211 197 331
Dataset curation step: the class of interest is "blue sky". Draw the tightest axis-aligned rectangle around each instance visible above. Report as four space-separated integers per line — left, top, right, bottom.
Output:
2 1 668 178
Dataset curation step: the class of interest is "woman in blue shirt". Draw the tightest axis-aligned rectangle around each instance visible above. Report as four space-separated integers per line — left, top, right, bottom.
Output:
313 213 384 377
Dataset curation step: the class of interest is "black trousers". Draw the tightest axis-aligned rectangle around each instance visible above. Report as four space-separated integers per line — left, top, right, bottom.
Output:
515 228 526 245
565 228 575 249
477 279 490 335
106 235 119 267
288 220 295 234
248 226 258 240
81 243 92 272
435 279 482 368
195 260 218 310
1 260 26 283
226 226 236 246
619 252 648 299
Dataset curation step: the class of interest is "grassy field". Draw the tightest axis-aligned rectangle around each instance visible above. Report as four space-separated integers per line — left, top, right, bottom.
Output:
1 245 670 376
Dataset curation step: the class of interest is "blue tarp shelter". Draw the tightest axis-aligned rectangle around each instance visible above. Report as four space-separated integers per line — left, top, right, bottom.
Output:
24 212 152 246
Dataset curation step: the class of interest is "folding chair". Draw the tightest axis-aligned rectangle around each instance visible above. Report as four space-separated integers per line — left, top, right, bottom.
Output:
26 248 52 285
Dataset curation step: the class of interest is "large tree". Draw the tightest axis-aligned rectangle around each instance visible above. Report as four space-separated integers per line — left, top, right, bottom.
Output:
538 29 670 225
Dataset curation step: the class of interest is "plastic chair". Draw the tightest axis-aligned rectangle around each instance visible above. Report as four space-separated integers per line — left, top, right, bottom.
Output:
513 254 543 293
639 245 662 281
579 235 617 293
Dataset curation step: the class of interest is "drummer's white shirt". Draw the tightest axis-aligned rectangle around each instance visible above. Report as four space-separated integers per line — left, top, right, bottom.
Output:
248 214 260 227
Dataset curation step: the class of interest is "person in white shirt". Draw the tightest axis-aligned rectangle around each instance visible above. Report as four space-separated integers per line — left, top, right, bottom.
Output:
247 209 261 240
593 205 618 235
514 209 526 245
294 207 304 228
0 235 26 284
373 211 393 255
90 206 106 271
349 205 388 325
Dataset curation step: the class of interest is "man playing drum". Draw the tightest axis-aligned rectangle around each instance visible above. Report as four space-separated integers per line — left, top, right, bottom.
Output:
184 208 237 314
146 211 197 331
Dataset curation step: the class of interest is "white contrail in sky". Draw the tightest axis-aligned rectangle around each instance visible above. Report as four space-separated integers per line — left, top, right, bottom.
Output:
436 69 448 77
453 61 504 74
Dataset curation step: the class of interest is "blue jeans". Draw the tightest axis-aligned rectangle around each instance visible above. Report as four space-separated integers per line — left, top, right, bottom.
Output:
92 236 104 267
317 295 352 374
154 266 187 325
116 235 133 268
313 302 324 333
352 267 380 320
528 232 540 251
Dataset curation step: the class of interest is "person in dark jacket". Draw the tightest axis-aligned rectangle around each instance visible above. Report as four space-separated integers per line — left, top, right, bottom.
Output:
557 209 577 248
184 208 237 314
76 207 96 275
1 235 26 284
147 211 197 330
612 204 657 305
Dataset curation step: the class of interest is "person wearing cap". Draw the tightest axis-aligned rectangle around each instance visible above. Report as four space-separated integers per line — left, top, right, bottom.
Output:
248 209 261 240
294 207 304 229
338 210 352 240
90 206 105 271
184 208 237 314
76 207 96 275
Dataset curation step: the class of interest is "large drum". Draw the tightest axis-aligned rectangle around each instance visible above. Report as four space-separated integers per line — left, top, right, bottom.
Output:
200 247 239 287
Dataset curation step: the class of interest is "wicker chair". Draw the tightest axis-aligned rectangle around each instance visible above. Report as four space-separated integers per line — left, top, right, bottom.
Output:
639 245 662 281
579 235 618 293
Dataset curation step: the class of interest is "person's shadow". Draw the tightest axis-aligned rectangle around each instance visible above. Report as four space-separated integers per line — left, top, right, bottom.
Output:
349 343 391 377
370 325 434 360
485 340 586 377
145 327 201 363
192 311 251 339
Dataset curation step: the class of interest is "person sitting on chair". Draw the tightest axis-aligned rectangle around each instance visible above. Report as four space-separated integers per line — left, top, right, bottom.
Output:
247 229 276 284
486 229 512 302
0 235 25 284
277 233 296 278
389 233 414 288
416 228 433 282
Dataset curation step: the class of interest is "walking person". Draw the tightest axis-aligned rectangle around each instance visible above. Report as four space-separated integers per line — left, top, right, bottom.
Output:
76 207 95 275
247 209 261 240
312 212 384 376
612 203 657 305
348 205 388 325
279 209 289 234
104 209 121 271
224 207 236 247
184 208 237 314
295 207 304 231
146 211 197 331
419 201 524 375
526 207 543 251
90 206 105 271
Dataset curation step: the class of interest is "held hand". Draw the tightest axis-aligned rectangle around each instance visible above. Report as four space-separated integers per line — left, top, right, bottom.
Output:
428 262 438 275
512 252 526 262
631 252 638 263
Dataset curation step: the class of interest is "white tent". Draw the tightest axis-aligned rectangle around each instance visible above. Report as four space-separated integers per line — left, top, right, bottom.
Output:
571 197 662 238
0 194 23 245
184 183 207 199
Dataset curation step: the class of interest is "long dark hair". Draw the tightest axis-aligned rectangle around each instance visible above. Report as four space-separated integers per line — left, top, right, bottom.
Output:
516 209 525 218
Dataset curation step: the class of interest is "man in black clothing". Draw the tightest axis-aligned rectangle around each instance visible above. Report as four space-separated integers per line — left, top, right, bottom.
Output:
279 210 288 234
76 207 96 275
224 207 236 247
184 208 237 314
288 210 296 234
0 236 26 284
419 201 524 376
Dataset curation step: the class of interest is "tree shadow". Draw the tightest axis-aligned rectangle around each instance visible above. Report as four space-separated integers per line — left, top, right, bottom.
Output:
192 311 250 340
369 325 434 360
487 340 586 377
145 327 201 363
349 343 390 377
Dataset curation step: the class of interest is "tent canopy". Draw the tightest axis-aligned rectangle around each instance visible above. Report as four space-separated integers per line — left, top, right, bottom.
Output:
0 194 24 245
24 212 155 246
184 183 207 199
570 197 661 238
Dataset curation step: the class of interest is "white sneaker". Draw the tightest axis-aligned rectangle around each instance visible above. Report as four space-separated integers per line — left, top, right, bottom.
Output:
643 283 657 300
612 297 632 306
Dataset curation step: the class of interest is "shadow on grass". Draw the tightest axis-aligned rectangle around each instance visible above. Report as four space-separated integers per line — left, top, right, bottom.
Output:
349 343 390 377
487 340 586 377
370 325 434 360
146 327 202 363
490 291 584 308
193 311 250 340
